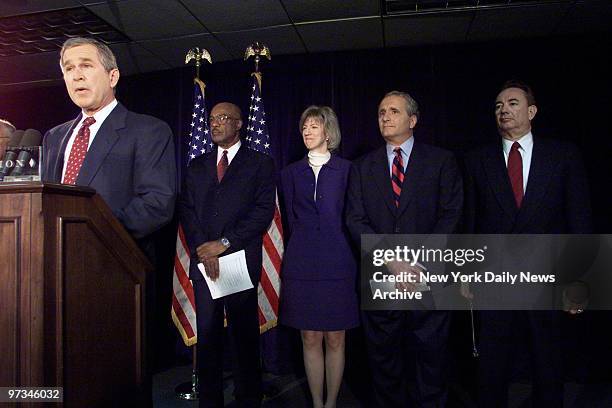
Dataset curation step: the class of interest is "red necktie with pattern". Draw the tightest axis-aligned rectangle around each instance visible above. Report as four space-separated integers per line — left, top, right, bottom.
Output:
217 150 228 182
63 116 96 185
507 141 524 208
391 147 404 207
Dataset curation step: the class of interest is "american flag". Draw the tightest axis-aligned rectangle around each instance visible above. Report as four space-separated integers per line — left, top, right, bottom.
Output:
171 78 211 346
247 72 284 332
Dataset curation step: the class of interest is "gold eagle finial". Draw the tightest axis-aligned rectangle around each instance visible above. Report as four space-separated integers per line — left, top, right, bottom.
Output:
185 48 212 78
244 42 271 73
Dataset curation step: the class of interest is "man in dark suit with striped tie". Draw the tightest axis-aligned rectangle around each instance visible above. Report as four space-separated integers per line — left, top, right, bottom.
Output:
346 91 463 407
463 80 593 407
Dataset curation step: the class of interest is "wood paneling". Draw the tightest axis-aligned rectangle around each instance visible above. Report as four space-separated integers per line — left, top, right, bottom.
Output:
0 182 151 405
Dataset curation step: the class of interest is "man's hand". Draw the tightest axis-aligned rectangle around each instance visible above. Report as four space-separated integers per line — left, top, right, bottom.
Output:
202 256 220 281
564 281 589 315
386 261 424 291
196 240 227 262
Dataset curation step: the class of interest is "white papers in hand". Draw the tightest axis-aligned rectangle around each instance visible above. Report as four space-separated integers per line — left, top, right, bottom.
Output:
198 250 253 299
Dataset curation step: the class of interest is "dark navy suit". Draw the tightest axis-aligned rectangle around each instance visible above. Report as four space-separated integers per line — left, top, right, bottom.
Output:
279 155 359 331
42 102 177 245
464 137 593 407
346 140 463 407
178 143 275 408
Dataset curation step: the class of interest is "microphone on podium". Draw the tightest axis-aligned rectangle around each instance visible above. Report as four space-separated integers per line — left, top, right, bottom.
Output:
0 129 25 178
9 129 43 177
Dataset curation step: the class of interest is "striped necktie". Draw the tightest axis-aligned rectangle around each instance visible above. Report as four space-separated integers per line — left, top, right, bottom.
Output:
391 147 404 207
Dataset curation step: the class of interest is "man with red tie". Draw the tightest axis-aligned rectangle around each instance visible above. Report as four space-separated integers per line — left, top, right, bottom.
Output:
463 80 593 407
177 102 276 407
42 37 176 257
41 36 176 403
346 91 463 407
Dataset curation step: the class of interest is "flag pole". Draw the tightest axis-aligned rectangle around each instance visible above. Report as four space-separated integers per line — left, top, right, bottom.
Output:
244 42 284 398
174 47 212 401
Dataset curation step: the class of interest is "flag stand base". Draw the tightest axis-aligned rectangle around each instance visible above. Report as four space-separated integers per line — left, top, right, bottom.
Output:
175 364 199 401
175 380 198 400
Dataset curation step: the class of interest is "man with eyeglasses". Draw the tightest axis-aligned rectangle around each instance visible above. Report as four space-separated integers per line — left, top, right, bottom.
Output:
178 102 276 407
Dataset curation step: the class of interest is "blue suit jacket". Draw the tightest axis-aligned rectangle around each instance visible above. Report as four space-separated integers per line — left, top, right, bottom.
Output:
42 102 177 240
177 144 276 283
281 154 356 281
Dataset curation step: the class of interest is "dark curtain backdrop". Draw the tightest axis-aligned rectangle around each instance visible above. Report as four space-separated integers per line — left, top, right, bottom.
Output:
2 34 610 230
1 33 610 384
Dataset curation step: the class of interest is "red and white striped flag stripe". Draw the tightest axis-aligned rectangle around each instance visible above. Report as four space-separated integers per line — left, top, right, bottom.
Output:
171 224 197 346
258 193 283 332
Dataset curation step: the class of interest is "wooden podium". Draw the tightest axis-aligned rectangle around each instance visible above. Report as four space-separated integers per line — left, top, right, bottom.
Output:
0 183 152 406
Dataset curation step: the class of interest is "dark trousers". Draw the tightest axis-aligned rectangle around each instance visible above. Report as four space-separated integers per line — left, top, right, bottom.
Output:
362 310 450 408
477 310 563 408
193 279 262 408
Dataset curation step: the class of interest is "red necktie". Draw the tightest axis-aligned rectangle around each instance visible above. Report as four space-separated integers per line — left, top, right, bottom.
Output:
63 116 96 185
391 147 404 207
507 141 524 208
217 150 228 182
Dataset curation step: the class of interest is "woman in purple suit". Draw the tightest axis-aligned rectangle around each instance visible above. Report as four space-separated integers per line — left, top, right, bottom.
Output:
280 106 359 408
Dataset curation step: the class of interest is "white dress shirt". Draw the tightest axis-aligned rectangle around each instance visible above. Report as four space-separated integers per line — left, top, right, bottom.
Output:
216 139 241 165
62 99 118 180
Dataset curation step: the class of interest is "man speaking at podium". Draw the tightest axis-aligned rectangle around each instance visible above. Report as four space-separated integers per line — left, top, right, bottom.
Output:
42 37 176 256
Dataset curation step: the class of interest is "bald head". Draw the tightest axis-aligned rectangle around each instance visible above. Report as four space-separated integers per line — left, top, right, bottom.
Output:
214 103 242 120
210 102 243 149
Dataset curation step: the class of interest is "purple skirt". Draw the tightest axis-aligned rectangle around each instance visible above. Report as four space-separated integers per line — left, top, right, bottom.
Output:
279 278 360 331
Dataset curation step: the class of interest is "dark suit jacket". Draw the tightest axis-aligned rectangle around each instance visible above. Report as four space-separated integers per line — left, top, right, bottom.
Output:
464 137 596 310
463 137 592 234
177 144 276 283
346 141 463 240
42 102 177 241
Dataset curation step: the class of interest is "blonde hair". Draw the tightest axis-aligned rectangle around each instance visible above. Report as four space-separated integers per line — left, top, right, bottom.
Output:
299 105 341 152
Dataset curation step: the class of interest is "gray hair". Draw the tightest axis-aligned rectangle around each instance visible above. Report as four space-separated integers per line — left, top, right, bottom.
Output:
60 37 118 73
382 90 420 119
299 105 341 152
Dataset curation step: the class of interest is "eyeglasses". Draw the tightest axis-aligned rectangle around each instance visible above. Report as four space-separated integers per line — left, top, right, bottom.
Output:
209 114 237 125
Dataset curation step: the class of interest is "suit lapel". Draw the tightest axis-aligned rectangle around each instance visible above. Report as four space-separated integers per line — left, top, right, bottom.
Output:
295 156 316 207
514 139 553 231
483 142 518 219
219 143 246 185
76 103 125 186
369 146 396 215
207 145 219 183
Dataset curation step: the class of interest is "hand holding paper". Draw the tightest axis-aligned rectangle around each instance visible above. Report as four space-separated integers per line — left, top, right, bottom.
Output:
198 250 253 299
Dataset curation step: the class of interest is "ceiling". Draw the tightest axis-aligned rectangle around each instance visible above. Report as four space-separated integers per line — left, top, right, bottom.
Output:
0 0 609 90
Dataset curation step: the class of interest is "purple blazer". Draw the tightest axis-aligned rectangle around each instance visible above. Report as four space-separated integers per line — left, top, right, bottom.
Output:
281 155 356 281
